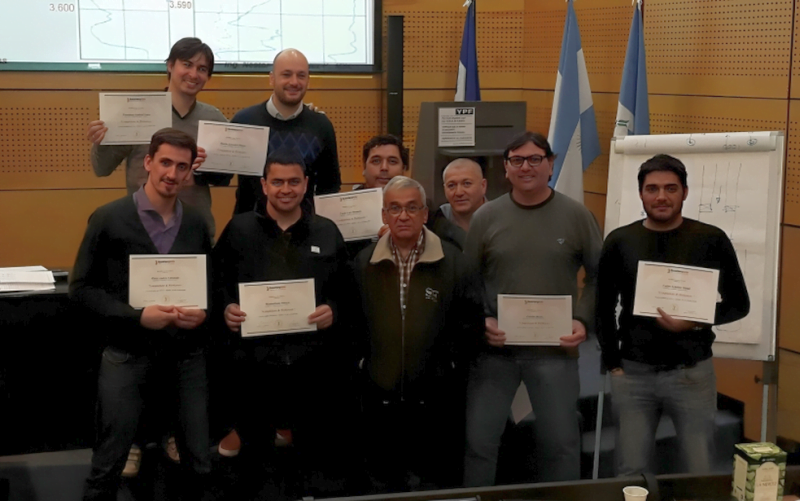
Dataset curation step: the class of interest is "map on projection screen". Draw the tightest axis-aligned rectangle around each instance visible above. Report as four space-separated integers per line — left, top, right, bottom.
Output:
0 0 379 72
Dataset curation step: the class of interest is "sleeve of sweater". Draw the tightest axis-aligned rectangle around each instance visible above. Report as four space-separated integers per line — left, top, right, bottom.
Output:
714 231 751 326
68 208 142 328
451 250 486 366
91 143 134 177
574 207 604 331
211 220 241 341
463 211 492 318
596 233 623 371
314 119 341 195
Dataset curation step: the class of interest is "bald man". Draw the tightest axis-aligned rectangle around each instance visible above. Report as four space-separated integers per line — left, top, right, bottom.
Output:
231 48 341 214
439 158 487 232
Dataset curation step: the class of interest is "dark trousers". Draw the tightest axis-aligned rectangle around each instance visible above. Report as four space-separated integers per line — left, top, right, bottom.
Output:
83 347 210 501
361 377 464 493
234 350 358 499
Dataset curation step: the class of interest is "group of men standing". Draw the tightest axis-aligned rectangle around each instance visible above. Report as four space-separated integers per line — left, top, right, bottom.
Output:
71 37 751 501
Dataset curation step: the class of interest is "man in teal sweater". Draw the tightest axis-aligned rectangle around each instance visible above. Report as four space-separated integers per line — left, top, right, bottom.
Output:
463 131 603 486
85 37 231 235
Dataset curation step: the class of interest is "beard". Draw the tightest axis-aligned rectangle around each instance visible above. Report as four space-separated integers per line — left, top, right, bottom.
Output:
644 200 683 223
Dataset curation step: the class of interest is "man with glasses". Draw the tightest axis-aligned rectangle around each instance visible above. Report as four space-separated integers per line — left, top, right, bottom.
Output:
463 132 603 485
352 176 483 493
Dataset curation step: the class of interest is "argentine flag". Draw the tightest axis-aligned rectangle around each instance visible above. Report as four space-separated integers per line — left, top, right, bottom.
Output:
547 0 601 204
614 0 649 137
455 0 481 101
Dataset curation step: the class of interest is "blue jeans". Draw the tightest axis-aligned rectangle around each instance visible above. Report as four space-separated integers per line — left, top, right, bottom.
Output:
611 358 717 476
83 347 210 501
463 353 581 486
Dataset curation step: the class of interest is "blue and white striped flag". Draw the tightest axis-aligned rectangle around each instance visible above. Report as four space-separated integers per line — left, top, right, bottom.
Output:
547 0 601 204
455 0 481 101
615 0 649 137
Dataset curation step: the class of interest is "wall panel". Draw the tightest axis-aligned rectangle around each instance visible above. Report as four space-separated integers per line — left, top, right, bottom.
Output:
650 95 788 135
779 226 800 353
646 0 793 99
784 100 800 225
778 349 800 442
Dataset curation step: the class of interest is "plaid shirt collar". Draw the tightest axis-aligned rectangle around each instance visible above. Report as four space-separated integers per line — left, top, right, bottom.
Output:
389 230 425 317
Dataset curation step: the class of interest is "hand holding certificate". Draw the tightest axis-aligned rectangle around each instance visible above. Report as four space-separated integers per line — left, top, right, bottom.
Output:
99 93 172 145
196 121 270 176
128 255 207 309
314 189 384 241
633 261 720 324
498 294 573 346
238 279 317 337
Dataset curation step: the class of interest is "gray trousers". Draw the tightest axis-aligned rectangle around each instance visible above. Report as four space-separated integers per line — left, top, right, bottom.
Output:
463 353 581 486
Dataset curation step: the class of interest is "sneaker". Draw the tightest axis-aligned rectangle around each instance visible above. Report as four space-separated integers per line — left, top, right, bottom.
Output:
164 437 180 463
275 429 293 447
218 429 241 457
121 445 141 478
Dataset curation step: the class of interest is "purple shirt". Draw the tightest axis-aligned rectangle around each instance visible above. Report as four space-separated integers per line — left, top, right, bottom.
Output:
133 186 183 254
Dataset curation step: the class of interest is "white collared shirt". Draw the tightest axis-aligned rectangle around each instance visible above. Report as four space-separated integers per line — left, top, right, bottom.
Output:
266 95 304 121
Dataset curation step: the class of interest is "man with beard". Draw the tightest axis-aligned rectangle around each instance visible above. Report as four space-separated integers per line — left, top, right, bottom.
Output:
231 48 341 214
596 154 750 475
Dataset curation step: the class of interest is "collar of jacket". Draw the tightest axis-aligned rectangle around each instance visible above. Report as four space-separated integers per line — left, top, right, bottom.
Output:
370 226 444 265
253 200 312 240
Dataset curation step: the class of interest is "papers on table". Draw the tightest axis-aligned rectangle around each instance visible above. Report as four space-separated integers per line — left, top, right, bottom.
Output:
498 294 572 346
238 279 317 338
196 121 270 176
633 261 720 324
99 92 172 145
314 188 384 241
0 266 55 292
128 255 207 309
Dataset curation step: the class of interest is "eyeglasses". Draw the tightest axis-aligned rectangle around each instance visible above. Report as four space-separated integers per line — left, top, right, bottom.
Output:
385 204 425 216
506 155 547 168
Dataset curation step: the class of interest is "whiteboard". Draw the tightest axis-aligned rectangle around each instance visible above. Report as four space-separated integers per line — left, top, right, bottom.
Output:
0 0 378 72
605 131 784 361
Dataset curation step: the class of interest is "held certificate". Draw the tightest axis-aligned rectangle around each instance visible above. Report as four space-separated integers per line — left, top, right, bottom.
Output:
314 189 383 241
238 279 317 338
498 294 572 346
196 121 270 176
633 261 720 324
128 255 207 309
99 92 172 145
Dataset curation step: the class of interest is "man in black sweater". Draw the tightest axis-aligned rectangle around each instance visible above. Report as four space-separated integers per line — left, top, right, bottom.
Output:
213 150 354 497
231 48 341 214
70 129 213 500
597 154 750 475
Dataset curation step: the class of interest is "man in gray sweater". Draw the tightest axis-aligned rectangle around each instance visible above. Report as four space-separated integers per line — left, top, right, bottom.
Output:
463 131 603 486
85 37 231 236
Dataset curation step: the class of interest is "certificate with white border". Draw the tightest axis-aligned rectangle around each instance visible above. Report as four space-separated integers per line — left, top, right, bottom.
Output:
498 294 572 346
128 255 207 309
238 279 317 337
196 121 270 175
314 188 383 241
99 92 172 145
633 261 720 324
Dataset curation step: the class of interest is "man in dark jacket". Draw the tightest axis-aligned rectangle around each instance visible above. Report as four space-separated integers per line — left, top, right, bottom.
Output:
70 129 213 501
213 150 354 498
352 176 484 492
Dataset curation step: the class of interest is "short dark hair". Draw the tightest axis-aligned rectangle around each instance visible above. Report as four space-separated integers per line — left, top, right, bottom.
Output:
503 131 556 160
166 38 215 79
362 134 409 169
263 150 307 178
148 128 197 163
637 154 688 191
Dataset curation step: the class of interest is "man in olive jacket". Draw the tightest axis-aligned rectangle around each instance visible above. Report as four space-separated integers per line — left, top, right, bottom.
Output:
352 176 483 493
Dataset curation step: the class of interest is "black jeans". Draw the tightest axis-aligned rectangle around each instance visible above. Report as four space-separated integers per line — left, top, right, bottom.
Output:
83 347 210 501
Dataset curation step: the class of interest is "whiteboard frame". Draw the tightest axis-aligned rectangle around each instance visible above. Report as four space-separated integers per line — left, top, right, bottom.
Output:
604 131 784 362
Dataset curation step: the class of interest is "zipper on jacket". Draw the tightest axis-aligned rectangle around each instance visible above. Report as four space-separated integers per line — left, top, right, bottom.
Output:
400 272 406 403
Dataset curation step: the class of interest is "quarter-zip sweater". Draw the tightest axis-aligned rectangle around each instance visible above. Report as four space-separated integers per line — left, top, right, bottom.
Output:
353 228 484 401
